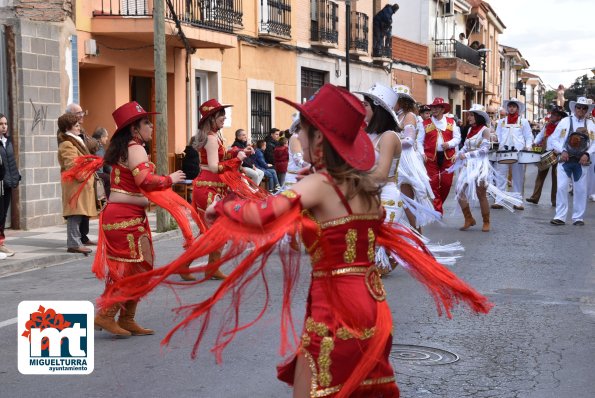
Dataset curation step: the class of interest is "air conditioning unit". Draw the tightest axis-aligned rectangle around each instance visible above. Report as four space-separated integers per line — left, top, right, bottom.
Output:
84 39 98 56
443 0 455 17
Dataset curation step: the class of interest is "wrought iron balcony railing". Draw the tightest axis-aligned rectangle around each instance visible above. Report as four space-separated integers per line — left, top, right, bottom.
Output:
372 35 391 58
433 39 480 66
310 0 338 45
259 0 291 39
94 0 243 34
350 11 368 53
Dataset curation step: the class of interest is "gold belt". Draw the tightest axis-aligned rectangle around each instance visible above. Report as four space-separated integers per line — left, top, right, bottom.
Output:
312 266 369 278
312 266 386 302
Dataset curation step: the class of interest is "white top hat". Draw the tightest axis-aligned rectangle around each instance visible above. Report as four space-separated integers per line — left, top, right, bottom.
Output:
354 83 398 123
502 97 526 114
392 84 416 103
462 104 490 125
569 96 595 115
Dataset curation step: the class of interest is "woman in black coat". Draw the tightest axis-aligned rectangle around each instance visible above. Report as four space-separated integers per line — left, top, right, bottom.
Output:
0 113 21 257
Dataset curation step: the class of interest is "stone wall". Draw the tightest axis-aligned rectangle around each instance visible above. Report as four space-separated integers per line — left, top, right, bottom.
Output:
15 0 71 22
15 19 66 228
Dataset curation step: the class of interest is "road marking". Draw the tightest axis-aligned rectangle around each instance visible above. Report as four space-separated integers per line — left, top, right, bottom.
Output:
0 317 18 329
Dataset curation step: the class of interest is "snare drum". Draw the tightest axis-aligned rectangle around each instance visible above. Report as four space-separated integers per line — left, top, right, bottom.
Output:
537 150 558 171
488 150 498 162
518 150 542 164
496 150 519 164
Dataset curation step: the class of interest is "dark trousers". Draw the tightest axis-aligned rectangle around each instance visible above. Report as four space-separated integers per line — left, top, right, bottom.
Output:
79 216 90 244
425 152 454 214
528 165 557 205
0 186 11 245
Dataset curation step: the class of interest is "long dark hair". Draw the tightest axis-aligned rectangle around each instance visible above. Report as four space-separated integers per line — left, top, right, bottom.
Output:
302 117 380 210
104 119 143 165
397 96 416 114
364 97 397 135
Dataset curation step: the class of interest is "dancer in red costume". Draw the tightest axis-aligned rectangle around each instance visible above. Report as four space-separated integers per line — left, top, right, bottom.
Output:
100 85 492 397
417 98 461 214
190 99 264 280
62 101 202 336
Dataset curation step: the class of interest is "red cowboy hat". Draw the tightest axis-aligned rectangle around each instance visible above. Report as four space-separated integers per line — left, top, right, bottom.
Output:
198 99 232 128
112 101 158 135
426 97 451 113
276 84 374 171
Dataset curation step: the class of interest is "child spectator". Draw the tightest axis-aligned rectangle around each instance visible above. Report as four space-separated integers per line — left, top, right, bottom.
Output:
254 140 281 192
273 136 289 187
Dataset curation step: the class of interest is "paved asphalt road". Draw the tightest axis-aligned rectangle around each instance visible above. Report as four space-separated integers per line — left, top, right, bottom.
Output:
1 166 594 398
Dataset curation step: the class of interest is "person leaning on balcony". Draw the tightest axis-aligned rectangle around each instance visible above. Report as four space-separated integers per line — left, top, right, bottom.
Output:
57 113 97 255
0 113 20 258
372 3 399 56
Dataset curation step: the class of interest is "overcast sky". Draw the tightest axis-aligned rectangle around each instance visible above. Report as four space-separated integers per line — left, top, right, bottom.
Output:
492 0 595 91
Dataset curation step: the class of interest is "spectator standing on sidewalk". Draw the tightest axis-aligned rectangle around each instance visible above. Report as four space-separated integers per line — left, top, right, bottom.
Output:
273 136 289 187
57 113 97 255
66 103 97 246
0 113 19 257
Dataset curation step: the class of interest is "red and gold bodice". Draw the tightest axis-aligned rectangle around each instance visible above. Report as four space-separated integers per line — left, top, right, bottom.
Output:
111 163 143 196
199 140 226 165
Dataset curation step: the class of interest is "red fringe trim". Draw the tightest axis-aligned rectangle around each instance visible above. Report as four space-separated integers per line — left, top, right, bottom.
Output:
377 224 493 317
61 155 104 208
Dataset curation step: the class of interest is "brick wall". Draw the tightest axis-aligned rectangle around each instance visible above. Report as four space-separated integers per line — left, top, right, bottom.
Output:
15 0 71 22
392 69 427 104
392 36 428 67
15 19 64 228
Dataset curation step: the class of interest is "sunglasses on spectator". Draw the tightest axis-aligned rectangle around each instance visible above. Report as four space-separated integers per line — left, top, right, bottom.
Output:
575 105 588 110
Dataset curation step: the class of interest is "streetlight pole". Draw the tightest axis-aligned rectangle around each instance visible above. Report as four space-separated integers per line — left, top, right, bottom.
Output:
478 49 490 105
345 0 351 90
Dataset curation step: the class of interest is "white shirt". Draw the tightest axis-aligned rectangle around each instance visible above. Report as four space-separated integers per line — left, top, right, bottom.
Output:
416 115 461 152
495 115 533 150
548 114 595 157
0 135 6 147
66 132 85 147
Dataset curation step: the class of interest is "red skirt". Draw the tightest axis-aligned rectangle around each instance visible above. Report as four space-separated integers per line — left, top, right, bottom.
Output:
191 170 230 212
277 273 399 397
95 202 152 284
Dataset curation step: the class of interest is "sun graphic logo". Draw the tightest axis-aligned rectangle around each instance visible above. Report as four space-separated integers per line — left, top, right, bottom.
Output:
18 301 94 375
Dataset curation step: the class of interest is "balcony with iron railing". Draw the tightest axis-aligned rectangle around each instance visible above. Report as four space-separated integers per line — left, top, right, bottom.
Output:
372 35 391 62
258 0 292 41
349 11 368 56
310 0 338 49
92 0 243 35
432 39 481 87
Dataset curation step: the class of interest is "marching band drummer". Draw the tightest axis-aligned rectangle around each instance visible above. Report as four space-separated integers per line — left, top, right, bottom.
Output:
493 98 533 210
548 97 595 226
526 106 567 207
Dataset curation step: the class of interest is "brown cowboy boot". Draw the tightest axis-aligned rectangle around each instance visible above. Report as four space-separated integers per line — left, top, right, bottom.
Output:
95 305 131 337
459 206 476 231
117 301 154 336
205 251 227 280
481 212 490 232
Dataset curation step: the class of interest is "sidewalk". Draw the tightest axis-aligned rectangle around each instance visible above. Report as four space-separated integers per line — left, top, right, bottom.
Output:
0 211 181 277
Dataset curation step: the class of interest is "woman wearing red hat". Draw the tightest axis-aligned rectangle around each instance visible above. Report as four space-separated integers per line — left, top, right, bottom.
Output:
189 99 253 280
61 101 196 337
100 85 492 397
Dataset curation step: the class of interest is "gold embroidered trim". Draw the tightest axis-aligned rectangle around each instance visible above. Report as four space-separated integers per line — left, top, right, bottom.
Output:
127 234 137 258
207 192 214 206
317 336 334 387
382 199 395 206
310 247 323 264
365 266 387 302
320 214 380 229
107 255 144 263
102 217 144 231
110 188 143 197
195 180 226 188
280 190 298 199
336 326 376 340
312 376 397 397
312 266 368 278
305 317 329 337
301 333 311 348
114 168 121 184
343 228 357 263
367 228 375 263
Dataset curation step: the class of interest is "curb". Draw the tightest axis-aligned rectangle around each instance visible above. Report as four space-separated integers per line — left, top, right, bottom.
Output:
0 229 182 278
